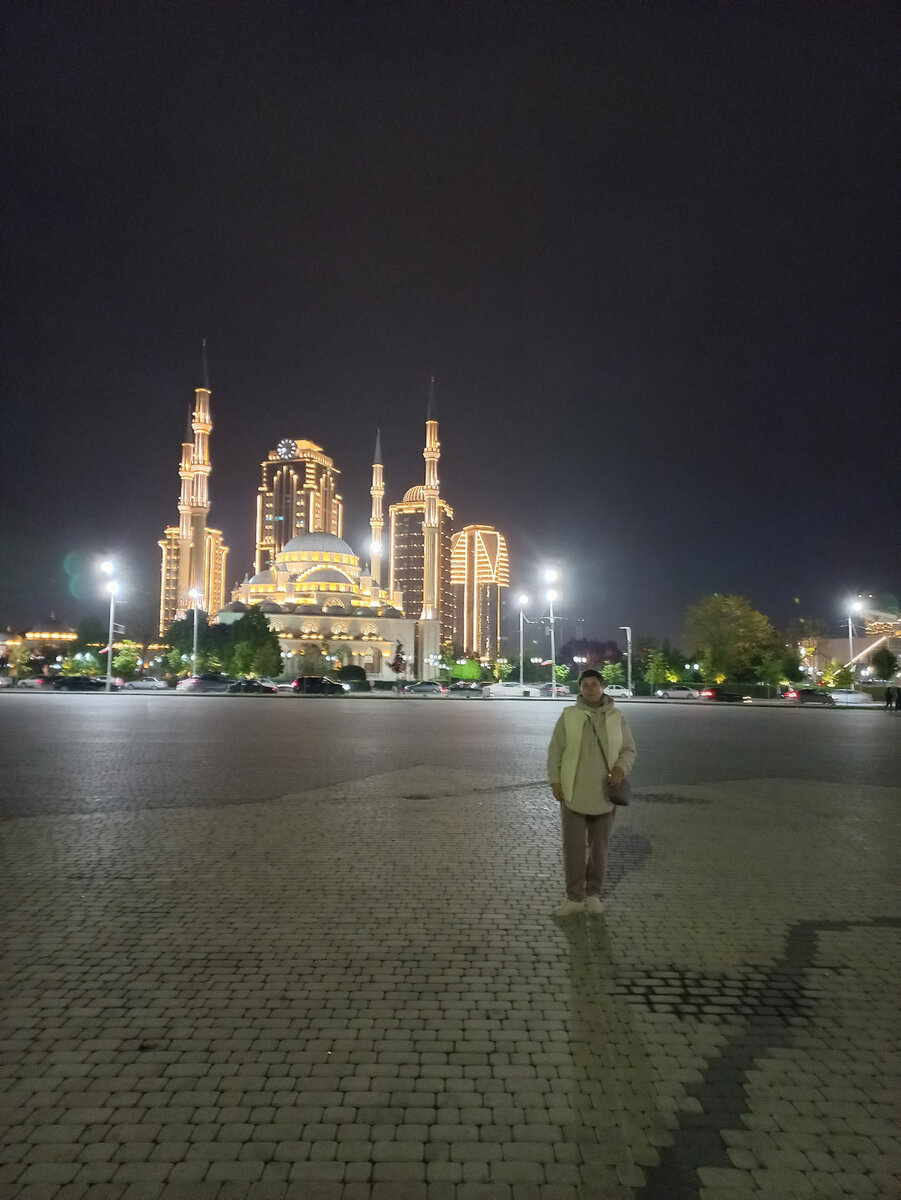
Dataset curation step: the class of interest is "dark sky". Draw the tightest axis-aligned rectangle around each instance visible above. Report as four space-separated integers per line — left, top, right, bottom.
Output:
3 0 898 647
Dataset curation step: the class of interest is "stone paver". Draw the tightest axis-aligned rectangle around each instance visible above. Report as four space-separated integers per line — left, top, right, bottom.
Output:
1 702 899 1199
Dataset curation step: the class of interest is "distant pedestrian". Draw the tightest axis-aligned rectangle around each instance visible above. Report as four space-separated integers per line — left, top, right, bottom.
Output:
546 668 637 917
884 686 894 711
895 688 901 712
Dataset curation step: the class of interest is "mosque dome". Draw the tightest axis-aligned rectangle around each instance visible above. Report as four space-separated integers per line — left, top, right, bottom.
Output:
402 485 426 503
258 601 283 613
281 532 356 557
249 568 275 585
379 606 404 619
299 568 351 584
220 601 249 613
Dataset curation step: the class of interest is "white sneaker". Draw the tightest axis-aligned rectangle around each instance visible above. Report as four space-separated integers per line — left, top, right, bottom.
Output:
583 896 604 915
552 899 584 917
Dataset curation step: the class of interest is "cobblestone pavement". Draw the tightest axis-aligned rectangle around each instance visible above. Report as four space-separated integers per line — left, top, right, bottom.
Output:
1 700 899 1200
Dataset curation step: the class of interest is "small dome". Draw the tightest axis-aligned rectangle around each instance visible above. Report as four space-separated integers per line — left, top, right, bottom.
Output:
258 601 283 613
299 568 351 584
281 532 356 557
402 485 426 503
221 601 249 613
353 606 376 616
249 569 275 585
379 607 404 619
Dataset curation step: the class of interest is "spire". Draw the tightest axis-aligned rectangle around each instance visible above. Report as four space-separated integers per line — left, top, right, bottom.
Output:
201 338 210 389
185 402 194 442
426 375 437 422
374 426 382 465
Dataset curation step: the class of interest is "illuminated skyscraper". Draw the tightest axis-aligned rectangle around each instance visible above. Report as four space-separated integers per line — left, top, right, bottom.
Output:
254 438 343 573
158 347 229 633
450 525 510 659
388 381 454 645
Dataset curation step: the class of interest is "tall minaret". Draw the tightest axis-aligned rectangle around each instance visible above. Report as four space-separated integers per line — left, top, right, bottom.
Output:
421 377 440 620
188 340 213 596
369 428 384 590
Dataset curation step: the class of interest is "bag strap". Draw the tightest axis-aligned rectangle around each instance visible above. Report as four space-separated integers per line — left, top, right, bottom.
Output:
586 712 612 773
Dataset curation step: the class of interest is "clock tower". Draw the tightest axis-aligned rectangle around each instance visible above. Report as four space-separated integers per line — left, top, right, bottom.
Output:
254 439 344 573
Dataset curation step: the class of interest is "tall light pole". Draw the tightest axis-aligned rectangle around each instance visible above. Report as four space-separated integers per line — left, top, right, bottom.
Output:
518 594 529 687
619 626 632 693
848 601 862 681
189 588 201 674
101 560 117 692
544 569 559 694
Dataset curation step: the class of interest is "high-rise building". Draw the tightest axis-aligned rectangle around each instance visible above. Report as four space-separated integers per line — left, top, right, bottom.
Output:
158 349 229 634
388 382 454 646
450 525 510 659
254 438 343 573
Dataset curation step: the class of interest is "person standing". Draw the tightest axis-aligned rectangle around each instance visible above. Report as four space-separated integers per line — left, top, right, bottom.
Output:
547 668 637 916
884 686 894 711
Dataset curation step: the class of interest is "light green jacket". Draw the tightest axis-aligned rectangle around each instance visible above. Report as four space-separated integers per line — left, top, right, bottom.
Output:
547 696 637 814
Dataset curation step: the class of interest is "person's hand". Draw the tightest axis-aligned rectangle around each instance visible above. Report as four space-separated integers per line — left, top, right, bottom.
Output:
607 766 624 788
551 783 565 803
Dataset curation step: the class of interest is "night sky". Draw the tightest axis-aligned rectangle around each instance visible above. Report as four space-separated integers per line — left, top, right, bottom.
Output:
3 1 898 646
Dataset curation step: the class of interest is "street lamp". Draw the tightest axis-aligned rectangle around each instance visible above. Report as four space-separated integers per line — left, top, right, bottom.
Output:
619 626 632 693
518 594 529 687
100 561 117 692
543 570 559 694
189 588 202 674
848 601 862 681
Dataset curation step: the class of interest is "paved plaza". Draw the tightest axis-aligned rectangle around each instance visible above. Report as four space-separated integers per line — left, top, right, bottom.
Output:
1 697 899 1200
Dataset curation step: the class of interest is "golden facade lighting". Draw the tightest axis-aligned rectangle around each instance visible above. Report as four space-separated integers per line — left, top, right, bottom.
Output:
450 525 510 659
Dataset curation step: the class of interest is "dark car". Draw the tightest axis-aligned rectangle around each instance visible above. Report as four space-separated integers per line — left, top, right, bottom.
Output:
292 676 344 695
793 687 836 707
447 681 485 694
175 673 234 694
53 675 116 692
403 681 448 695
699 687 749 703
228 678 277 694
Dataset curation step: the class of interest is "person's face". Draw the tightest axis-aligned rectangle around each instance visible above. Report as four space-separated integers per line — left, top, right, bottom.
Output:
580 675 603 703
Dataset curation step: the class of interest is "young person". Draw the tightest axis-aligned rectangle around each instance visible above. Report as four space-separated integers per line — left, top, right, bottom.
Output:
546 668 637 916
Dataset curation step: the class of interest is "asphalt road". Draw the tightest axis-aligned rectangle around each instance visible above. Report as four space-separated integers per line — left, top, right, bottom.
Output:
1 694 897 820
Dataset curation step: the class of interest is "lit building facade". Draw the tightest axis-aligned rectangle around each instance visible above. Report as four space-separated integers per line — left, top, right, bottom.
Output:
255 439 343 573
158 358 229 634
450 524 510 659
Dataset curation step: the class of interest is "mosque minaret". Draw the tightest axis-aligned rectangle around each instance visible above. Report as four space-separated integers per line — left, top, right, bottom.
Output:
421 378 440 621
369 428 384 590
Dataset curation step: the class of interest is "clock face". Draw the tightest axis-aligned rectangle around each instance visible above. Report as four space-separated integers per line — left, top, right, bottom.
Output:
277 438 297 460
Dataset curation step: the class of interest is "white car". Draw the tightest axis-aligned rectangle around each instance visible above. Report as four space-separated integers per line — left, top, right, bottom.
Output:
604 685 633 700
124 677 169 691
483 681 534 698
828 689 875 705
655 684 700 699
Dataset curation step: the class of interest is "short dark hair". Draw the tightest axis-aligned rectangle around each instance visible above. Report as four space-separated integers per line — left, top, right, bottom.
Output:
578 668 603 684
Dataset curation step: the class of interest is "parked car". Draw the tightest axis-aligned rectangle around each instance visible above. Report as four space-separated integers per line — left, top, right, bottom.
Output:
604 684 633 700
447 681 486 695
16 676 57 688
338 678 372 692
403 680 448 695
124 677 169 691
53 675 114 692
829 689 875 706
791 687 836 707
292 676 344 695
175 673 234 694
228 678 277 694
655 684 700 699
538 683 571 697
699 687 749 703
483 681 534 697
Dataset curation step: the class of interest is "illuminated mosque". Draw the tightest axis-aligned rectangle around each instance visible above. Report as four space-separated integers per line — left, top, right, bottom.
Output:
159 369 509 680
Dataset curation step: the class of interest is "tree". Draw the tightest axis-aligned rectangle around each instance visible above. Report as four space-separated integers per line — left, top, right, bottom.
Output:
223 608 280 677
335 663 367 683
390 642 406 688
755 651 784 696
554 664 570 685
644 650 669 692
494 660 512 682
452 657 482 681
834 666 854 689
820 659 840 686
253 639 281 679
684 594 775 679
871 646 899 680
601 662 624 686
112 640 141 680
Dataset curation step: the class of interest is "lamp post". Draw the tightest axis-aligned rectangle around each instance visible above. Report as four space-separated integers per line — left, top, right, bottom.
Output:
848 601 862 681
518 594 529 687
544 570 559 694
189 589 201 674
619 625 632 693
101 561 117 692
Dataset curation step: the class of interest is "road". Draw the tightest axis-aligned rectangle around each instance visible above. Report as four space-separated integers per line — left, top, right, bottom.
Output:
1 694 899 1200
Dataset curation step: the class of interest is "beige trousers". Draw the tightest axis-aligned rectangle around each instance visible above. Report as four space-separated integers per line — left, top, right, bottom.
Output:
560 804 616 901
